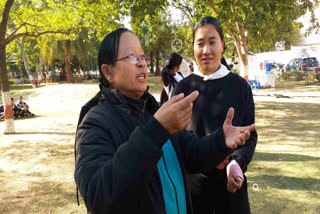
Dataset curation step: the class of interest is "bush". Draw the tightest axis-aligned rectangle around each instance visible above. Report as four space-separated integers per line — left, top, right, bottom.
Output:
294 71 304 81
8 79 15 85
281 72 291 80
306 72 314 82
316 72 320 81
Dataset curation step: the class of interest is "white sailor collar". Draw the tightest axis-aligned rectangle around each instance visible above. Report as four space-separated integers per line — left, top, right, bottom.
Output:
194 63 230 81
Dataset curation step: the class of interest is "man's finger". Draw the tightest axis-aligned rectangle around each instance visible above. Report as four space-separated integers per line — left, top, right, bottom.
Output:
235 137 243 147
174 91 199 110
244 130 250 140
239 124 255 133
175 103 193 119
167 93 185 105
249 124 255 132
238 134 246 145
224 107 234 126
183 90 199 104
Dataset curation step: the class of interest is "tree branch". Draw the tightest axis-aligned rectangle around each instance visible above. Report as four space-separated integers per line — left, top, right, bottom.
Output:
207 1 219 15
0 0 15 42
5 31 69 45
6 23 44 43
207 1 245 62
64 3 110 20
173 4 193 24
180 1 194 18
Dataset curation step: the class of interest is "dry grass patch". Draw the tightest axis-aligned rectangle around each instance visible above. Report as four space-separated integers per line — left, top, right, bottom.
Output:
247 101 320 213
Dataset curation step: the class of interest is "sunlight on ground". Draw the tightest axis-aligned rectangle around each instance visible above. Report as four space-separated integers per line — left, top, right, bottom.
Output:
247 95 320 213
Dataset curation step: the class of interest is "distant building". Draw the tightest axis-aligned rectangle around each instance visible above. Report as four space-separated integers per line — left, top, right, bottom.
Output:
290 4 320 60
238 4 320 82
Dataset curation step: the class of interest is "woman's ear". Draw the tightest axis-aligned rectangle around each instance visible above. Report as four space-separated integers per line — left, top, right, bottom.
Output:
101 64 113 83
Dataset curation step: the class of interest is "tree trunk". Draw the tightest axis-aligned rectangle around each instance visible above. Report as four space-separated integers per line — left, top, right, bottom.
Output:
18 61 24 87
150 52 154 74
0 0 15 133
17 41 37 88
37 52 43 87
236 44 249 81
64 40 75 82
236 30 249 81
44 60 50 84
0 45 15 133
207 1 249 81
155 51 160 76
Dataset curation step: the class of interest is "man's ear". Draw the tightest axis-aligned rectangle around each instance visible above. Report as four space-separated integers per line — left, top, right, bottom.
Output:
101 64 113 83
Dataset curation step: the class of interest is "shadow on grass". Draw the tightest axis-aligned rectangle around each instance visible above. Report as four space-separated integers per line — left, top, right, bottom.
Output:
9 85 34 90
0 115 42 122
6 131 75 135
249 185 320 214
0 180 80 213
2 137 74 162
250 175 320 191
255 102 320 144
253 152 320 162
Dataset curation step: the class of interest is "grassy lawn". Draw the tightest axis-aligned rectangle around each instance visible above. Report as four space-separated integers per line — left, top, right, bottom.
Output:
1 75 163 104
147 73 163 94
0 80 319 213
247 101 320 214
0 84 35 104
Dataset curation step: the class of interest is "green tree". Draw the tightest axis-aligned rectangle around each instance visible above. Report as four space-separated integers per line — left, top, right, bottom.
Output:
173 0 319 79
0 0 123 133
0 0 76 133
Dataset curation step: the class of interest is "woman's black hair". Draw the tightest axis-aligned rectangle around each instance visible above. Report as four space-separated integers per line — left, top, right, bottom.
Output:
193 16 226 52
98 28 132 88
165 53 183 70
161 53 183 86
160 53 183 104
221 57 231 70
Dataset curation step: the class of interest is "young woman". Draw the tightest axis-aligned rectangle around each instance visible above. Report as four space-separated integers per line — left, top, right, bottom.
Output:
174 16 258 214
160 53 184 104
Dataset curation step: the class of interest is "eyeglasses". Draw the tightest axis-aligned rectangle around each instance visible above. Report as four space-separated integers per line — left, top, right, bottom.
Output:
115 53 148 65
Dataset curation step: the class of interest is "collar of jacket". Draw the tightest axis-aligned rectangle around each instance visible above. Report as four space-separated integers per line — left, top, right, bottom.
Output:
100 86 159 116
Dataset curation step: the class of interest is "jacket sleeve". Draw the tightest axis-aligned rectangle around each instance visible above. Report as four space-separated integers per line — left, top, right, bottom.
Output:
174 127 233 174
230 83 258 173
173 80 183 96
74 109 170 213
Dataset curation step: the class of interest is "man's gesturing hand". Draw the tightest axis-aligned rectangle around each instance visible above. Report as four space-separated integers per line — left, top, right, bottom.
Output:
154 91 199 134
223 108 255 149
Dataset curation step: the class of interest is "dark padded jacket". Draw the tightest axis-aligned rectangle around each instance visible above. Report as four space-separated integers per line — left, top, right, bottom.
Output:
74 87 233 214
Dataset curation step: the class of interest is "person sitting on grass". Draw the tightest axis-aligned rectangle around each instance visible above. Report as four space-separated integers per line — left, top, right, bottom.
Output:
0 104 4 121
16 96 35 117
11 98 22 118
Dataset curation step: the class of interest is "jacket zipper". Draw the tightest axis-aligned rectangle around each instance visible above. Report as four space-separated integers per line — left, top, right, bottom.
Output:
162 154 180 214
